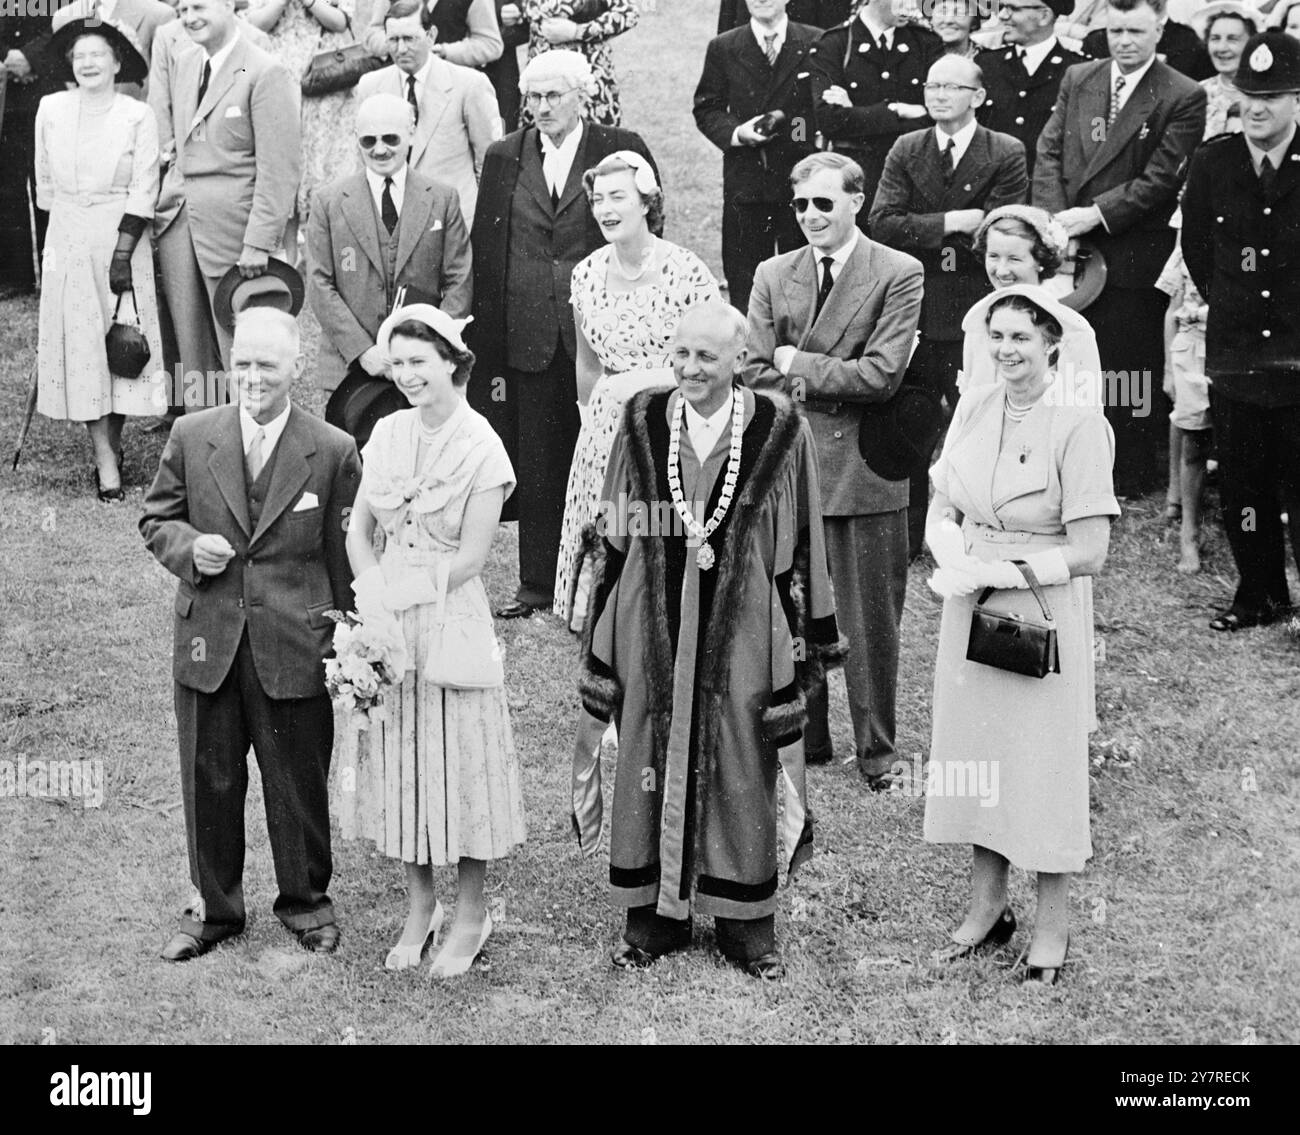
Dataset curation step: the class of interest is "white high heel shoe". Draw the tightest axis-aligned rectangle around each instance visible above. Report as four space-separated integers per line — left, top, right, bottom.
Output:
384 901 445 970
427 913 492 981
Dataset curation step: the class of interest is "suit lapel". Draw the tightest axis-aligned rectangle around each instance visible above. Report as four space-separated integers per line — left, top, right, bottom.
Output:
339 174 385 278
394 178 435 278
920 130 948 201
787 247 819 350
1075 62 1111 169
734 26 771 81
192 36 247 132
768 31 812 96
556 121 591 216
1081 66 1157 185
807 238 875 352
410 59 452 168
206 407 252 539
948 127 989 197
250 407 314 549
518 128 554 215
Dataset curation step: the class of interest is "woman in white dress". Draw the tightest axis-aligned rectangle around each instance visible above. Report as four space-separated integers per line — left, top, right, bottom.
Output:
924 288 1119 986
36 14 164 501
343 305 527 980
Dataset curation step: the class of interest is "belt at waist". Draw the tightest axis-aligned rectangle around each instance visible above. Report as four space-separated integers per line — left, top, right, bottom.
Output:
964 523 1066 549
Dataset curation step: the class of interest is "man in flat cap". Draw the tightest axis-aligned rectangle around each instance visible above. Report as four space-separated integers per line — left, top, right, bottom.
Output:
1181 31 1300 632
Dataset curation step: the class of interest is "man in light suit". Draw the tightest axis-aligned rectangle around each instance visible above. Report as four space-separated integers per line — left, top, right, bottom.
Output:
746 151 922 786
141 307 362 961
467 50 655 618
149 0 300 408
1033 0 1205 495
358 0 500 229
307 92 473 444
870 53 1027 555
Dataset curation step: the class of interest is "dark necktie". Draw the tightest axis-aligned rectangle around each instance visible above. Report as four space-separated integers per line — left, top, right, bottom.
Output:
197 59 211 106
1108 73 1126 130
877 33 888 53
814 255 835 319
381 176 398 234
1259 154 1277 196
764 32 778 66
407 74 420 127
943 135 958 182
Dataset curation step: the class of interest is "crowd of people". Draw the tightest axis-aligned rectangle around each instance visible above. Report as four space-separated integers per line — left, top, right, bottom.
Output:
3 0 1297 983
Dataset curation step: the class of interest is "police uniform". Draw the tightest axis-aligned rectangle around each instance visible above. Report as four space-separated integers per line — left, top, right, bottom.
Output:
807 15 944 204
1181 33 1300 628
976 37 1087 181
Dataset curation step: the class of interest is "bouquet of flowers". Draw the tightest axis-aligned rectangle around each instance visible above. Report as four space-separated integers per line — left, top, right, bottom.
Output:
323 610 408 723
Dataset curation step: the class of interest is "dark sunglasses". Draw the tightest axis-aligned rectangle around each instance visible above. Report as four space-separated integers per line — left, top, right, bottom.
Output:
792 196 836 214
359 133 403 151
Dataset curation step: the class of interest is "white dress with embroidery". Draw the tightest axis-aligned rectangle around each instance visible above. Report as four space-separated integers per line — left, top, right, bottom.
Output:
335 404 527 864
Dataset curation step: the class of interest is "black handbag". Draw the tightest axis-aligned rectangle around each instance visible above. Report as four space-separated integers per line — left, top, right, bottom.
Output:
301 15 384 98
966 561 1060 679
104 289 151 379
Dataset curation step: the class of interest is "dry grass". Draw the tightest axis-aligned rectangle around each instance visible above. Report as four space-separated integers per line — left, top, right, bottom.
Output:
2 0 1297 1045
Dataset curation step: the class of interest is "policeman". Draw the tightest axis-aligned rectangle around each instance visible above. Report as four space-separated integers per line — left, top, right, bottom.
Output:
1181 31 1300 632
807 0 943 206
976 0 1088 180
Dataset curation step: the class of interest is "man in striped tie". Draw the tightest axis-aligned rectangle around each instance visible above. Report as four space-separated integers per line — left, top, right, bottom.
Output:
1033 0 1205 497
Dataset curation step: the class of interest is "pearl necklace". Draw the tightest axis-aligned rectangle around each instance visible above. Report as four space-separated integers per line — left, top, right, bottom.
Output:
666 388 745 571
612 238 655 282
1003 392 1036 423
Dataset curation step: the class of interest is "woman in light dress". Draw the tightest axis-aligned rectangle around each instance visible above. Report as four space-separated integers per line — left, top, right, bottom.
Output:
963 205 1103 412
554 150 720 629
1193 3 1258 137
924 288 1119 986
342 305 526 980
247 0 360 220
36 13 165 502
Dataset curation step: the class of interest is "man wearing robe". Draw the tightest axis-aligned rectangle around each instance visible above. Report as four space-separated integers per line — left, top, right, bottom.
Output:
575 301 843 980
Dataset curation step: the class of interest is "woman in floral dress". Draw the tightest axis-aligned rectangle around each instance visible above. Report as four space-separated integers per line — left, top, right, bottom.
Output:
521 0 640 126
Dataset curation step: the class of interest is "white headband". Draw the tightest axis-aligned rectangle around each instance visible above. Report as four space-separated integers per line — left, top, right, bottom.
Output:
606 150 660 195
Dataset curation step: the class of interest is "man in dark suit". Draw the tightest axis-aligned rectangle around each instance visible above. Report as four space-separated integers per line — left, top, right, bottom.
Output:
1082 3 1212 81
1182 31 1300 632
694 0 821 312
870 53 1028 555
468 49 654 619
718 0 854 34
141 307 362 961
1034 0 1205 496
307 92 473 447
745 152 923 787
806 0 944 206
976 0 1087 180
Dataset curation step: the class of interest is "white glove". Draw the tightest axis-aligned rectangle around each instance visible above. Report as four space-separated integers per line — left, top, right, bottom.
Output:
928 565 980 600
382 570 440 612
973 549 1071 590
351 565 387 618
925 517 971 570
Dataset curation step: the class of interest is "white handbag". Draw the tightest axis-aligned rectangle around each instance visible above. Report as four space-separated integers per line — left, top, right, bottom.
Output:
422 561 504 689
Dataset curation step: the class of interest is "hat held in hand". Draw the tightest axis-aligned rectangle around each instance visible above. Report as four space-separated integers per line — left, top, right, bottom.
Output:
213 257 306 333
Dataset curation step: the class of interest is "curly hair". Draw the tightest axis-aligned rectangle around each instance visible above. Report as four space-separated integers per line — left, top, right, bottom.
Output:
973 214 1063 280
387 319 476 387
582 155 665 237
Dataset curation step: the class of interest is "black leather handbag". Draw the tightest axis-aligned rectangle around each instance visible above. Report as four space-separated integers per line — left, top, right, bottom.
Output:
104 289 151 379
301 16 383 98
966 561 1060 679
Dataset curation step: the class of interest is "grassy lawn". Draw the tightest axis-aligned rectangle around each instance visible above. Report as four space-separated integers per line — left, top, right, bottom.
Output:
2 1 1298 1045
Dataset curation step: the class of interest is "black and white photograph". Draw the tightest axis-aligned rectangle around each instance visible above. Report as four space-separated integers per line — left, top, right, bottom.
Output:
1 0 1296 1075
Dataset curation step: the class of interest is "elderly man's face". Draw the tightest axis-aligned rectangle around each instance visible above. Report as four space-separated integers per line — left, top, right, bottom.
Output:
672 310 745 417
387 13 431 76
230 313 302 425
526 79 584 140
356 98 412 177
923 54 984 125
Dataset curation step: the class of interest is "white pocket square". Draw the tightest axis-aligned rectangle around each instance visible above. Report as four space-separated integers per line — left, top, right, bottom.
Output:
293 492 319 512
224 106 242 118
431 219 443 232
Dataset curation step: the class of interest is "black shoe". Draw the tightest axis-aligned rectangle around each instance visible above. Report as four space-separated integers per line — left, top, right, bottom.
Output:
932 907 1017 962
160 924 242 962
93 467 125 503
739 951 785 981
859 769 896 793
1023 935 1069 987
296 923 340 953
1209 606 1278 633
611 940 658 969
494 599 550 619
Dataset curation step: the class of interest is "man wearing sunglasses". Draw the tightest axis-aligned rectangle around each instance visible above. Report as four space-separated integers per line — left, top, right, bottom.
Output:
975 0 1086 180
746 151 923 789
307 92 472 446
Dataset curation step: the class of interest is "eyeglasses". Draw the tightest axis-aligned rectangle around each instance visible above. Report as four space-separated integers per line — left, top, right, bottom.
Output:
923 82 980 94
359 134 403 150
523 89 573 108
792 196 837 214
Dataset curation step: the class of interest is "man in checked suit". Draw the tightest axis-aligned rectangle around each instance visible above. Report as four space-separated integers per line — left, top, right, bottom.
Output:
975 0 1087 181
468 50 654 618
746 152 923 786
870 53 1027 556
694 0 821 313
357 0 500 229
141 307 362 961
308 92 472 444
1034 0 1205 496
149 0 300 408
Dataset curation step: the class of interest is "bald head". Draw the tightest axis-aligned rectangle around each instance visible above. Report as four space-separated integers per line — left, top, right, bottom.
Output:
355 92 413 177
672 302 749 416
924 54 985 129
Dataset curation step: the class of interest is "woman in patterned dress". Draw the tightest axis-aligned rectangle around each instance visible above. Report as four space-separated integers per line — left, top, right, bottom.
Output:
521 0 640 126
342 305 526 980
554 151 720 629
36 14 165 502
248 0 361 220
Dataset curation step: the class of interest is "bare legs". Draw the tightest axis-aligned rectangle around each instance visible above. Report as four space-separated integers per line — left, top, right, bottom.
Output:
86 412 125 491
950 845 1070 968
1177 427 1211 574
393 858 487 966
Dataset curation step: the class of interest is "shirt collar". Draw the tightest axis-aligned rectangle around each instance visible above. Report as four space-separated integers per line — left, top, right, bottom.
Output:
1246 123 1298 174
240 401 292 455
683 392 735 434
860 11 892 48
821 229 859 269
540 117 584 157
935 118 978 161
365 164 407 198
205 29 240 79
1021 35 1057 75
1111 55 1156 94
751 15 788 50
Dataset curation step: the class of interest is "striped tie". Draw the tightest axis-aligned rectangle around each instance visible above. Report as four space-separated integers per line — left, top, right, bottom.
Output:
1108 74 1126 130
246 428 265 482
764 33 778 66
